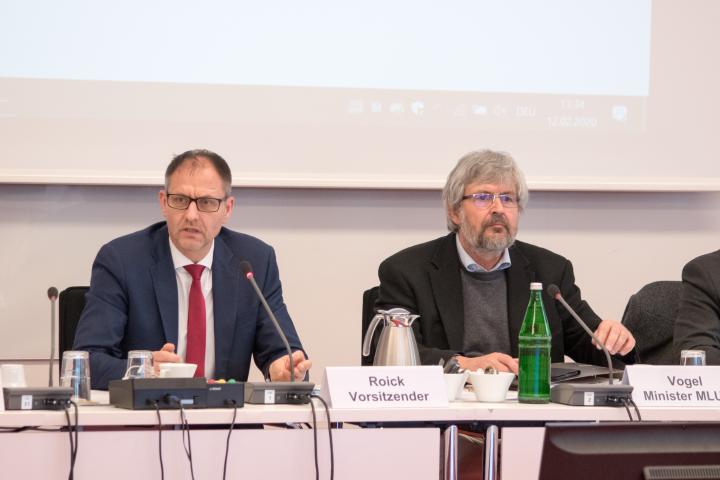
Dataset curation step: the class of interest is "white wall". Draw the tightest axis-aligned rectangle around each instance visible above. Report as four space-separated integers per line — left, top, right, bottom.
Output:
2 184 719 385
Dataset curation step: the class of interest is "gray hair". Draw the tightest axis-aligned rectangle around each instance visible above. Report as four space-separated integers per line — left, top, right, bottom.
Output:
442 150 529 232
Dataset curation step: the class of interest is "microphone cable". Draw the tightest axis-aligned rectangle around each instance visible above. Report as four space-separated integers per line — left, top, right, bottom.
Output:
178 402 196 480
629 398 642 421
308 394 334 480
622 397 643 421
153 401 165 480
63 400 79 480
166 394 196 480
312 394 334 480
309 398 320 480
222 401 239 480
0 425 74 433
616 396 643 422
620 398 634 421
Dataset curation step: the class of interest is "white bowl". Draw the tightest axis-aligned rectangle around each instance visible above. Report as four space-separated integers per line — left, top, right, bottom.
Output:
158 362 197 378
444 372 469 401
468 371 514 402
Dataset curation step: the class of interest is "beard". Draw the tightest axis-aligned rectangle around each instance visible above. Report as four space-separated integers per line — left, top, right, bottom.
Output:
460 212 516 253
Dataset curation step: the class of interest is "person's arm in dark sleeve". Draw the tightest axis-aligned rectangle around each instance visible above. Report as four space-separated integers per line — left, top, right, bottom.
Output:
557 259 637 366
251 247 308 379
377 259 458 365
72 244 130 389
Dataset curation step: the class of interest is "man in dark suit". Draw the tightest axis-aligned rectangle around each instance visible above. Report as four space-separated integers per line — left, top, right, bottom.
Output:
674 250 720 364
377 150 636 372
74 149 311 389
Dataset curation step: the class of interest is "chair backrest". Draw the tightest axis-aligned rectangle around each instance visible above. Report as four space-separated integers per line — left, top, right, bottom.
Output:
361 286 380 366
621 280 682 365
59 286 89 361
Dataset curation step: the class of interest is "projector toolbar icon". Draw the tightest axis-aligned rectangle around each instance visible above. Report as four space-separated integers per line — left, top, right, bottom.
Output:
612 105 628 122
410 101 425 116
390 102 404 114
472 104 488 116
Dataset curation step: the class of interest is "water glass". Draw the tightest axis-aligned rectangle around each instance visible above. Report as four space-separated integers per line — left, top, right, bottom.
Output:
681 350 706 366
123 350 156 379
60 351 91 401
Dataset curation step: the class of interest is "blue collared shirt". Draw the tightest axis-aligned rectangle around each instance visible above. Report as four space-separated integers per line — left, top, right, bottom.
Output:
455 235 512 273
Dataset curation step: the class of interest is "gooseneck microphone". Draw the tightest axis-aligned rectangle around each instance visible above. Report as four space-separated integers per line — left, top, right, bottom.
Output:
239 261 314 405
545 284 633 406
546 284 614 384
239 261 295 382
47 286 59 387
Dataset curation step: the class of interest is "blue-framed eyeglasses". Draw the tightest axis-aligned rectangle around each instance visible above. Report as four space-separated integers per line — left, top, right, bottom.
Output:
461 192 519 209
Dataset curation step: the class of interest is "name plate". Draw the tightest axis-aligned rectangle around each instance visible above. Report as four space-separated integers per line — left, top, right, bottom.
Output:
320 366 448 408
622 365 720 406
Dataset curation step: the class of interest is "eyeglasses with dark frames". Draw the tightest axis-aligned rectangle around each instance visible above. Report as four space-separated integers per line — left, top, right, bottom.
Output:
461 192 519 209
165 193 226 213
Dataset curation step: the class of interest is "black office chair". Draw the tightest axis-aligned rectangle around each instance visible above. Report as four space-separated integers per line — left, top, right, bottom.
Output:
621 280 682 365
59 286 89 362
361 286 380 366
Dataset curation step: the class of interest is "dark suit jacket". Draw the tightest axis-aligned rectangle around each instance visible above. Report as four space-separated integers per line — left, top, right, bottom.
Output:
674 250 720 364
377 233 619 366
73 222 304 389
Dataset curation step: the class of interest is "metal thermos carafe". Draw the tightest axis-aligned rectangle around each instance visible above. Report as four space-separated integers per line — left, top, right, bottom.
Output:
362 308 421 366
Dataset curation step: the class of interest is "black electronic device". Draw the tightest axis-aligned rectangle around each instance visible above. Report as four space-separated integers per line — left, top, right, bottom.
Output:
244 381 314 405
109 378 245 409
546 284 633 406
3 386 72 410
550 382 634 406
511 363 621 391
550 362 619 383
539 422 720 480
206 381 245 408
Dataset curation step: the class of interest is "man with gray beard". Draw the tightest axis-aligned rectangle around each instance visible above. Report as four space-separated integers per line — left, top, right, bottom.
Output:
376 150 636 372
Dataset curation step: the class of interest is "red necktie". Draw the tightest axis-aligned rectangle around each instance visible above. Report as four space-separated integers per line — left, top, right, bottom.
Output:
184 264 206 378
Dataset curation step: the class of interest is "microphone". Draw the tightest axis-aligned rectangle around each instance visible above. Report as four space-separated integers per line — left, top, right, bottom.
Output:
47 287 59 387
239 261 313 404
547 284 614 384
240 261 295 382
546 284 633 406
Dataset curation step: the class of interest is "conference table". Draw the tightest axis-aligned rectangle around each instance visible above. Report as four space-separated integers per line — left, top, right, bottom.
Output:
1 389 718 479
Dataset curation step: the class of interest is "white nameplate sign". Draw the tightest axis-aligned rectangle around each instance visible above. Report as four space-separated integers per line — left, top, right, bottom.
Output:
622 365 720 407
321 366 448 408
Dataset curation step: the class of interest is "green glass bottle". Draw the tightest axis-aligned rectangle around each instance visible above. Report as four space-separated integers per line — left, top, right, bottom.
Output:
518 282 551 403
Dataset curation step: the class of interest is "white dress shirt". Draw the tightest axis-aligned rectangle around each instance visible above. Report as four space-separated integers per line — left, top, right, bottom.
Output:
168 238 216 379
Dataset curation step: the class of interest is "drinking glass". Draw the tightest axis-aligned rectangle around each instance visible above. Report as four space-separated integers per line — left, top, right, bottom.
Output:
60 351 91 401
681 350 706 366
123 350 155 379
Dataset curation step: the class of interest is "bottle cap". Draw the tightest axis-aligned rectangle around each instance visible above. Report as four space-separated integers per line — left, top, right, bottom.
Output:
530 282 543 290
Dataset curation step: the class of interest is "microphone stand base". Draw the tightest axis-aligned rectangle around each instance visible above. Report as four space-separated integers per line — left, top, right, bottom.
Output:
244 381 315 405
551 383 633 406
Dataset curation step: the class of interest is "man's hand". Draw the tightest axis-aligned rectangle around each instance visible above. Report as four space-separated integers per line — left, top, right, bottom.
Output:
269 350 312 381
457 353 519 374
152 343 182 375
593 320 636 356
